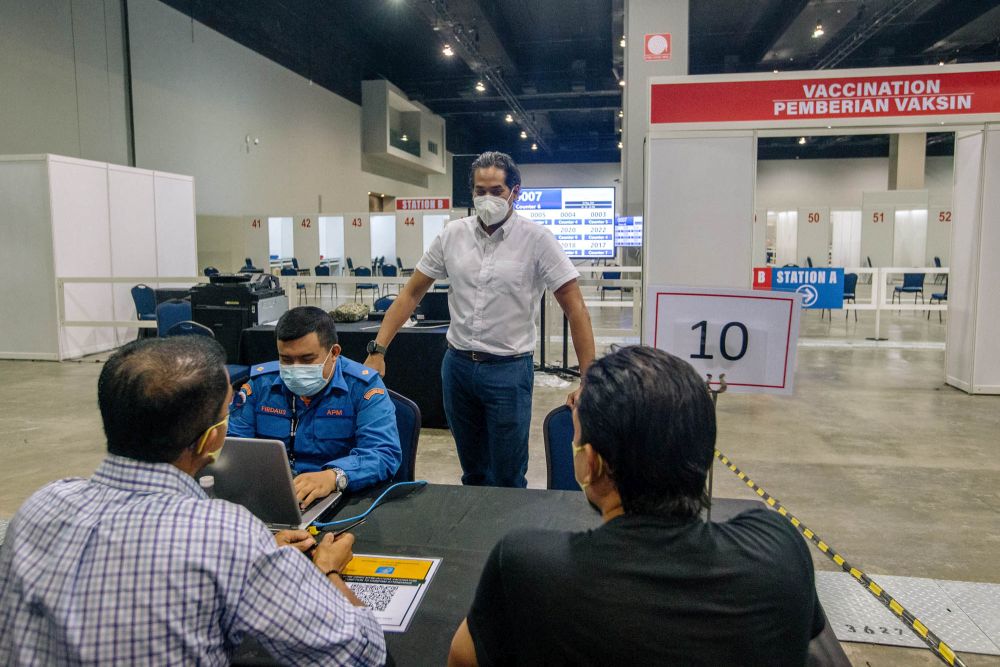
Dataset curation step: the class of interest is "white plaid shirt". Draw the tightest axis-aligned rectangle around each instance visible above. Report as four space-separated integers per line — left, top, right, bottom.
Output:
0 455 385 666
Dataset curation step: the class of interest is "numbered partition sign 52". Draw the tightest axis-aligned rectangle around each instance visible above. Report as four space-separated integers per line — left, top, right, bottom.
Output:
645 286 802 395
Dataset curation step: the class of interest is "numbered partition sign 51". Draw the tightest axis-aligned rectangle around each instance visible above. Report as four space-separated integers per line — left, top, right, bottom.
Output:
645 286 802 395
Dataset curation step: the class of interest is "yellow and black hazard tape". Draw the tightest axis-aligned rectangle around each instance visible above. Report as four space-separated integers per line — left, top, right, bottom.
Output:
714 449 965 667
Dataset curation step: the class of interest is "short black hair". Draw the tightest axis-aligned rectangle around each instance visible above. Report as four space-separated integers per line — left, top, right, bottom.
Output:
275 306 338 348
98 337 229 463
577 346 716 519
469 151 522 192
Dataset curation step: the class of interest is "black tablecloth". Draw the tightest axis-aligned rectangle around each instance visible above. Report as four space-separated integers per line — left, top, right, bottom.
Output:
234 485 848 666
239 323 449 429
154 288 192 304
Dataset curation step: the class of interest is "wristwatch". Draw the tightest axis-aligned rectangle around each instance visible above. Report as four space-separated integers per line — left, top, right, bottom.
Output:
332 467 349 492
366 340 388 356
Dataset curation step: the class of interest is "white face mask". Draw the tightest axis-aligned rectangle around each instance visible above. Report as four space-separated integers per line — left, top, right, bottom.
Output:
473 190 514 226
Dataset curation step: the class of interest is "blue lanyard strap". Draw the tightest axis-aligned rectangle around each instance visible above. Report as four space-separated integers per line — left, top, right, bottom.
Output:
309 480 428 529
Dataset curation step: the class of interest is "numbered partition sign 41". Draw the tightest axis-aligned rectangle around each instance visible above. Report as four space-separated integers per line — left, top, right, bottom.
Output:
645 286 802 395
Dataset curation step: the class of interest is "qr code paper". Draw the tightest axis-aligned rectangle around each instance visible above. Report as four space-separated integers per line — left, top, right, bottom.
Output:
351 584 399 612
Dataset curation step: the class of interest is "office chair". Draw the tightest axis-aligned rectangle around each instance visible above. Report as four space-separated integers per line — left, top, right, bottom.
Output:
281 266 308 304
314 264 338 300
164 320 250 385
156 299 192 337
543 405 579 491
892 273 925 304
353 267 380 303
130 284 157 339
388 389 421 483
381 264 398 295
600 270 623 301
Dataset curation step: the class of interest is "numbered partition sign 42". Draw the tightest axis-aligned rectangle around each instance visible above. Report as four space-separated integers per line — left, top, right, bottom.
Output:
644 286 802 395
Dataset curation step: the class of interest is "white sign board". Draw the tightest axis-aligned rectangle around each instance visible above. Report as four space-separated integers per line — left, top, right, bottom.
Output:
645 286 801 394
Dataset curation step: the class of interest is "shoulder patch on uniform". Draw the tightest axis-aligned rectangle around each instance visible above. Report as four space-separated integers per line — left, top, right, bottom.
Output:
250 360 280 378
364 387 385 400
240 383 252 397
341 357 379 383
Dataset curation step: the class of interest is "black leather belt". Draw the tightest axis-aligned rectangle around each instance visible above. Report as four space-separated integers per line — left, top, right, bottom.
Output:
447 345 533 363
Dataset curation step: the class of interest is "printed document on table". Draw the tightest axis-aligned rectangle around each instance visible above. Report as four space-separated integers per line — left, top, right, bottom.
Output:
342 554 442 632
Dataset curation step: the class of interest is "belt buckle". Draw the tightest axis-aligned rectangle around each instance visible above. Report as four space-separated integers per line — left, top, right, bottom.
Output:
471 351 482 362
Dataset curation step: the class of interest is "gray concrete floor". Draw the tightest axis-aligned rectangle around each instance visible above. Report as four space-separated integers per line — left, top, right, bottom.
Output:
1 297 996 666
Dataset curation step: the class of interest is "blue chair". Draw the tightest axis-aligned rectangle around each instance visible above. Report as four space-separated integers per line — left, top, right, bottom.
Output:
892 273 925 304
281 266 307 304
354 267 380 303
291 257 300 270
381 264 398 295
543 405 579 491
928 277 948 323
203 266 220 277
156 299 192 337
346 257 355 275
164 320 251 385
806 256 814 268
240 257 262 274
388 389 420 483
843 272 858 322
131 284 157 339
397 256 413 277
600 271 623 301
314 265 337 299
374 295 396 312
933 256 946 284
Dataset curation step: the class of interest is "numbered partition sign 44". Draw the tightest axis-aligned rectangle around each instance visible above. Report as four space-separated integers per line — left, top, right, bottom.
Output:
645 286 802 394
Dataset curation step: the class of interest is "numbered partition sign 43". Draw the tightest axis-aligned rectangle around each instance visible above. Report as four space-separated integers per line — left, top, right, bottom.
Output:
645 286 802 395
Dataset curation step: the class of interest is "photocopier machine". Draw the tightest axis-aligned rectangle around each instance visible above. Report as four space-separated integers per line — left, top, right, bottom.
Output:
190 273 288 363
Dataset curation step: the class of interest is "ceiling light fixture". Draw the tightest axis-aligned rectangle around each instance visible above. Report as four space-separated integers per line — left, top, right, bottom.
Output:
618 141 623 149
520 130 528 139
812 20 824 38
442 44 454 57
618 110 623 118
620 36 626 48
401 134 408 142
475 81 486 93
618 79 626 87
798 137 807 145
939 61 945 66
505 113 514 123
531 143 538 151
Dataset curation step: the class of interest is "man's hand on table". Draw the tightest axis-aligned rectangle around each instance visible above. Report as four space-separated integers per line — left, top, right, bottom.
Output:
363 354 386 377
293 470 339 509
312 532 356 575
274 529 316 552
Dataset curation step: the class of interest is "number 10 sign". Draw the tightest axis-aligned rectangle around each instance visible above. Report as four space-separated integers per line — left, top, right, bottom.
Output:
645 286 802 394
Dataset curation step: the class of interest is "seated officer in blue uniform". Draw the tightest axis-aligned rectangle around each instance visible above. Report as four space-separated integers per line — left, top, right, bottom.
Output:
229 306 401 506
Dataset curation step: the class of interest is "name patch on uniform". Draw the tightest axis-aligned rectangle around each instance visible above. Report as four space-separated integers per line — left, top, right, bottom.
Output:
260 405 287 416
326 409 344 416
363 388 385 401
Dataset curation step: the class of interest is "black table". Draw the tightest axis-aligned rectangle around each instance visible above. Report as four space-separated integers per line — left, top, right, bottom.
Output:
235 485 848 666
239 323 449 429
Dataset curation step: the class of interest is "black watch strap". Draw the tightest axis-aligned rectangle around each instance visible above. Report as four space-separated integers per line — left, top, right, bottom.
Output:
367 340 388 355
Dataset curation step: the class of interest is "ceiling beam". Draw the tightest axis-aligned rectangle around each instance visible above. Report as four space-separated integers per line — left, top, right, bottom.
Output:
741 0 811 67
814 0 924 70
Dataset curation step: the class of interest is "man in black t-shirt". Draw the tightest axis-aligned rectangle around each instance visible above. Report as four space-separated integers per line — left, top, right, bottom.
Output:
448 346 826 666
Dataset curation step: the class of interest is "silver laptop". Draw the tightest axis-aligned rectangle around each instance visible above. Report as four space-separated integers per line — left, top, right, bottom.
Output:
203 437 343 531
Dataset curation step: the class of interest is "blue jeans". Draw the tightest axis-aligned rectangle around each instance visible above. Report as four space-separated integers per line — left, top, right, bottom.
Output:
441 349 534 488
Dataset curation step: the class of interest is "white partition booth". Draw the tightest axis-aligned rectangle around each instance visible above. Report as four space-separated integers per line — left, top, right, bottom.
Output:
0 154 197 360
394 197 452 272
643 63 1000 394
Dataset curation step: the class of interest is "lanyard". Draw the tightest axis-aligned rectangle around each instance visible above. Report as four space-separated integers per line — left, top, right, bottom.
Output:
287 396 298 471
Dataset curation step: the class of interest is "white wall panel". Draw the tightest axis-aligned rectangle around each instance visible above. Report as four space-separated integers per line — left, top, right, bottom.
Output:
293 214 321 271
154 173 197 278
946 131 983 391
0 159 59 358
49 157 114 357
972 127 1000 392
109 165 157 343
644 135 755 293
926 204 953 267
796 206 830 266
395 212 423 270
343 212 371 272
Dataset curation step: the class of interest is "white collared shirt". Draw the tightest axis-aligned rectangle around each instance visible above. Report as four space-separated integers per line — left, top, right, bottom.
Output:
416 213 579 355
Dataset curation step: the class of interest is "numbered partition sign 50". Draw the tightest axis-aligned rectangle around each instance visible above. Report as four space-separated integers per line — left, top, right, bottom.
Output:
645 286 802 395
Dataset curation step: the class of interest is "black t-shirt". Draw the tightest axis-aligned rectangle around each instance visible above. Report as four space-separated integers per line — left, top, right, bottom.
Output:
466 507 825 666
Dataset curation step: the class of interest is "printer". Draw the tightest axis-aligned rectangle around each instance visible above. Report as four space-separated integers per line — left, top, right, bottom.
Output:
190 274 288 363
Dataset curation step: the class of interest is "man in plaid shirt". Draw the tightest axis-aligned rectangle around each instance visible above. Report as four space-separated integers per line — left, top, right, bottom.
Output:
0 337 386 666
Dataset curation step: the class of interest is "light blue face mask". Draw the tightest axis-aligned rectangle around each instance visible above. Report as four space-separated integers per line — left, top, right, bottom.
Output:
280 349 333 397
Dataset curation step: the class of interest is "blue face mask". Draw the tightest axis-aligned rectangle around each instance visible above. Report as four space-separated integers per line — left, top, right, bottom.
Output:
280 349 333 397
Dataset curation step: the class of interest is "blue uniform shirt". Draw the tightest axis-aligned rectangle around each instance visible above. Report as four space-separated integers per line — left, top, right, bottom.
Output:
228 356 401 491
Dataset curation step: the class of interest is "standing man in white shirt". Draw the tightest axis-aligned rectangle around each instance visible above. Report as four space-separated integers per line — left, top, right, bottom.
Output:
364 151 595 487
